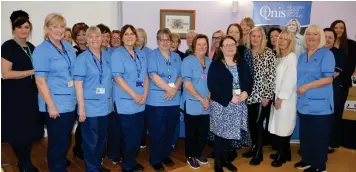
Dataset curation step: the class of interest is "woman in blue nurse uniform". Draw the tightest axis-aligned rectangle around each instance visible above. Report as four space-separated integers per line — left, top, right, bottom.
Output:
73 26 111 172
294 25 335 172
181 34 211 169
111 24 147 172
146 28 182 172
32 13 76 172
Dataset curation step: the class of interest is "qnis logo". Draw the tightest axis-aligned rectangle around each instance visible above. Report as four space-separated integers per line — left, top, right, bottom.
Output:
259 6 286 20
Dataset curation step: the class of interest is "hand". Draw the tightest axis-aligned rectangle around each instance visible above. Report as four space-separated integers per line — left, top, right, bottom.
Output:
166 86 178 97
200 97 210 110
163 92 174 100
133 94 144 104
138 95 147 104
274 98 282 110
297 84 309 95
231 95 240 104
48 106 60 119
262 98 269 107
237 91 248 103
78 110 86 122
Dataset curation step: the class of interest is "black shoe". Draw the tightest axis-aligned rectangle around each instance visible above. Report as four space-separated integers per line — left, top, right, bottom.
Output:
294 161 311 170
242 145 256 158
304 167 326 172
73 149 84 160
222 157 238 172
140 140 146 149
271 153 288 167
67 159 71 166
162 157 174 166
151 163 164 172
249 148 263 166
227 147 237 162
19 166 39 172
214 159 224 172
208 151 215 158
133 163 144 171
328 148 335 154
270 152 278 160
99 166 110 172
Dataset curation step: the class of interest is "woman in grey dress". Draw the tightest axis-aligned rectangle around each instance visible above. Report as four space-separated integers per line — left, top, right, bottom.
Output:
207 36 253 172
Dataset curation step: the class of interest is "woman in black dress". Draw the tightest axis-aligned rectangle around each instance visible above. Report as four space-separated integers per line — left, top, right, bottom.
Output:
1 10 43 172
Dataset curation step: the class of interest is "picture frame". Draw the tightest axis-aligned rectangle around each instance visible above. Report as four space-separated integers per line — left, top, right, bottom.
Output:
160 9 196 39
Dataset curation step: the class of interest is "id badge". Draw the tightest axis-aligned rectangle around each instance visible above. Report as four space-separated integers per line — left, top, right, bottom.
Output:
96 87 105 94
136 81 144 87
233 89 241 96
168 83 176 88
68 80 74 87
201 74 207 80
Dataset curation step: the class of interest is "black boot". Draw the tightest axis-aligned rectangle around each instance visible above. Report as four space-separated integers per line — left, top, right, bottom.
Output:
214 159 224 172
270 151 280 160
249 147 263 165
271 136 291 167
222 157 237 172
242 144 256 158
227 147 237 162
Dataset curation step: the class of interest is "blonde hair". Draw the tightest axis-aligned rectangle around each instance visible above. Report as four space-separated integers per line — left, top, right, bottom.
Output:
85 26 102 40
240 17 255 29
213 30 226 37
136 28 148 46
246 26 267 54
304 24 326 49
286 19 301 34
171 33 181 43
43 13 66 40
276 30 296 57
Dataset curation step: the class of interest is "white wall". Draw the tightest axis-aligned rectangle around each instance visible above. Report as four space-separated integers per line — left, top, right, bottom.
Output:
1 1 122 46
122 1 356 51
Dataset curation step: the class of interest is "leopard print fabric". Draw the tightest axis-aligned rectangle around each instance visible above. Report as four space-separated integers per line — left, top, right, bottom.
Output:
247 47 276 105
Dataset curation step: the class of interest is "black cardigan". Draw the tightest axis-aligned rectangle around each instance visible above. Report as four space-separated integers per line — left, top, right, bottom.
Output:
208 56 253 107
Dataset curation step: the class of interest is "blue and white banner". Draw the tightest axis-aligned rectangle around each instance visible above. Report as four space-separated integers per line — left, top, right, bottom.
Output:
253 1 312 27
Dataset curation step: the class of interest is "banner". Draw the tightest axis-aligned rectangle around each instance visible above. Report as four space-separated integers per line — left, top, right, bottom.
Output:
253 1 312 27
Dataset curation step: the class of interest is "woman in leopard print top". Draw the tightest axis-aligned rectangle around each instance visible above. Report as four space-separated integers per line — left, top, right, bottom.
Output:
242 26 277 166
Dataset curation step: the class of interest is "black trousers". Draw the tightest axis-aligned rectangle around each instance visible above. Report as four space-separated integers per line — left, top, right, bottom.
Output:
214 135 232 159
73 105 83 154
329 85 344 148
184 113 209 158
9 142 34 170
299 113 332 170
247 103 269 147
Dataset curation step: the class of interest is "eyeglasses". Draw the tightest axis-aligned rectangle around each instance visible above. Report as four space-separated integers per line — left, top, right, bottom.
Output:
222 44 236 48
212 36 222 40
159 39 171 43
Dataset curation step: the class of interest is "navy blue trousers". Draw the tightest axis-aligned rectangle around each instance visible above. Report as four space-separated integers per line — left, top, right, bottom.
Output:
146 105 180 165
45 111 75 172
119 111 144 170
81 115 108 172
299 113 332 170
106 111 121 161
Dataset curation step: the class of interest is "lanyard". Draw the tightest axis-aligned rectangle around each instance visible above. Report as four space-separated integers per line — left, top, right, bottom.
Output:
124 47 142 79
164 53 172 82
13 39 32 61
89 50 103 85
47 39 72 76
196 56 206 74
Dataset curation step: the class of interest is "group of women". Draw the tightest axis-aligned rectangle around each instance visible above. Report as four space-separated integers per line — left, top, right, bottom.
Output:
2 9 356 172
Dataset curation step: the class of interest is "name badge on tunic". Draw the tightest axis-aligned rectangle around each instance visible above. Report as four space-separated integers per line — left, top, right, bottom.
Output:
68 80 74 87
96 87 105 94
136 81 144 87
233 89 241 96
168 83 176 88
201 74 207 80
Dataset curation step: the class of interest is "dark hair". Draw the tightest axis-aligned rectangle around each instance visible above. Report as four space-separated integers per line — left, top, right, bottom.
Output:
191 34 209 57
97 23 111 34
323 28 337 42
156 28 172 41
120 24 137 45
112 30 121 35
65 27 71 33
267 28 282 49
71 22 89 42
226 23 243 45
215 36 240 64
330 20 348 55
10 10 32 31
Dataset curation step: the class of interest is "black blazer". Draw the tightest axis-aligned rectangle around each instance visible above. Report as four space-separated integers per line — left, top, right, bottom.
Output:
208 56 253 107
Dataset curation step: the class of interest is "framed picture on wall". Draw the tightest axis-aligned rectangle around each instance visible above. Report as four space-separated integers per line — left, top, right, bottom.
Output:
160 9 196 39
